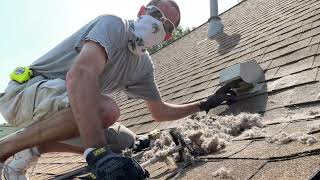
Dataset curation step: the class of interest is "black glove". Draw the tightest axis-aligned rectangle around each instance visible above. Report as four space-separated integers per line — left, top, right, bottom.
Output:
199 85 237 113
86 147 149 180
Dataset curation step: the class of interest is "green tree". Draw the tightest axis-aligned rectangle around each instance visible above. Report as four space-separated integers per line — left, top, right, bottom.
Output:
148 26 194 54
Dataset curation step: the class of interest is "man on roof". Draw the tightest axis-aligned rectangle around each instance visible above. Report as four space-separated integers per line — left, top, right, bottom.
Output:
0 0 235 179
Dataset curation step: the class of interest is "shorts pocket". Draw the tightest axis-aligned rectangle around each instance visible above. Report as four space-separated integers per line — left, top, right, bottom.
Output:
33 78 69 122
6 80 46 127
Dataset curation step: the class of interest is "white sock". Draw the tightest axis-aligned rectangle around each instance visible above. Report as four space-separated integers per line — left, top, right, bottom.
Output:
83 148 95 159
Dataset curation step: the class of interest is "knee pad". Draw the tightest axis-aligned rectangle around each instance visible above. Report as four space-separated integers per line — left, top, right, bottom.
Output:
105 123 136 153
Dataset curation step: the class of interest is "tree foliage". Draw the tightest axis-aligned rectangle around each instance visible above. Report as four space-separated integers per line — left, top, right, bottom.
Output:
148 26 194 54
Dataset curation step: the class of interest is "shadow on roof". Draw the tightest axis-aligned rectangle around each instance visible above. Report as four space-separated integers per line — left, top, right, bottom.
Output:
210 32 241 55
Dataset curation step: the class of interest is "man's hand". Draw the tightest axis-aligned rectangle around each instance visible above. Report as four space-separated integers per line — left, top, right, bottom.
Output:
86 147 149 180
199 85 237 113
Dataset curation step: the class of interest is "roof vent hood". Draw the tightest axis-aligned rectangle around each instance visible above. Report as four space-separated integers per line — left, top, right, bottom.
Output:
219 60 265 95
207 0 224 38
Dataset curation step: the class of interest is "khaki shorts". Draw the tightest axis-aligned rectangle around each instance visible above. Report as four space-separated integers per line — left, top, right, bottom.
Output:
0 76 68 127
0 77 136 152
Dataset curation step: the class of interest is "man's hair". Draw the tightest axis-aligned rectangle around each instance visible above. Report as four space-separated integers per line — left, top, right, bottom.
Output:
147 0 181 27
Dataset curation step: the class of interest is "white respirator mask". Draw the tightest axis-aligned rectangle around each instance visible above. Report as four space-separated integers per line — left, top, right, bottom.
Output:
128 15 166 55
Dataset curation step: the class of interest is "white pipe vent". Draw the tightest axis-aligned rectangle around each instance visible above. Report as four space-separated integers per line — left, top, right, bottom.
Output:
208 0 224 38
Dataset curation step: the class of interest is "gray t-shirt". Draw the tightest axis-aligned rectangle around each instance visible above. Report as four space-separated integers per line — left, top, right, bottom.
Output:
29 15 161 101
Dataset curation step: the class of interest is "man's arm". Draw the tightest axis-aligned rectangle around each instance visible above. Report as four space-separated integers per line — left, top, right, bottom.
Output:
66 41 107 148
145 100 201 122
145 85 236 122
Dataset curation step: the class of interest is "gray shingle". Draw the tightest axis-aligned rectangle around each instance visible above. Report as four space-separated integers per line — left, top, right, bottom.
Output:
135 121 159 135
266 89 294 110
128 124 142 132
170 88 189 99
300 21 313 33
262 36 281 50
266 34 301 54
264 67 279 80
189 86 217 102
262 107 292 125
275 131 320 157
121 116 142 127
231 140 282 159
270 67 318 91
202 140 252 158
259 60 272 71
269 45 313 69
295 67 318 84
251 155 320 180
273 56 314 78
269 75 299 91
284 119 320 134
206 78 220 88
300 26 320 40
250 47 267 60
309 43 320 56
137 114 153 124
312 16 320 28
145 162 174 179
289 81 320 105
291 36 312 50
310 35 320 44
175 159 267 180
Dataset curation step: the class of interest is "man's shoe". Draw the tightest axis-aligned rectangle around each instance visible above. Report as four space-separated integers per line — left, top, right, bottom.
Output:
0 162 9 180
3 147 40 180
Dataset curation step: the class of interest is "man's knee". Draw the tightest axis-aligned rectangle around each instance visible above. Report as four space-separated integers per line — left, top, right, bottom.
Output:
100 95 120 127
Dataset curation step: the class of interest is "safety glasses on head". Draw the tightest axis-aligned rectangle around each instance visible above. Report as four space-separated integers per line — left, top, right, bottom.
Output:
144 5 176 40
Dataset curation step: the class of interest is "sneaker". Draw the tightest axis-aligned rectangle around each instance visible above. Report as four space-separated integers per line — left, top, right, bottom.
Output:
0 163 9 180
3 147 40 180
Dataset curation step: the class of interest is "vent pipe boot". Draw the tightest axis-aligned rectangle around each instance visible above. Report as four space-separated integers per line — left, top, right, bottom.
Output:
208 0 224 38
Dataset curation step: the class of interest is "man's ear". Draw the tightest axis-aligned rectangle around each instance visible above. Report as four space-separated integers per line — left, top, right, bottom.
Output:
138 5 146 16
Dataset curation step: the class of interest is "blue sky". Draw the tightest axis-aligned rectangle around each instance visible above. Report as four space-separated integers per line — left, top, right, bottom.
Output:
0 0 239 124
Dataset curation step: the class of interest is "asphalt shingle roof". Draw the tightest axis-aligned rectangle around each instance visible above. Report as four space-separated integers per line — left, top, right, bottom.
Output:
117 0 320 136
2 0 320 179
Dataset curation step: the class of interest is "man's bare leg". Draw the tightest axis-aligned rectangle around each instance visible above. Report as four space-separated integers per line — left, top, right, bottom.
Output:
37 142 84 154
36 121 137 155
0 108 105 162
0 108 78 162
0 94 119 163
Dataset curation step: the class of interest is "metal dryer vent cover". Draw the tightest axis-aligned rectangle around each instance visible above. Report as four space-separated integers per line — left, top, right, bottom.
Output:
219 60 264 94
